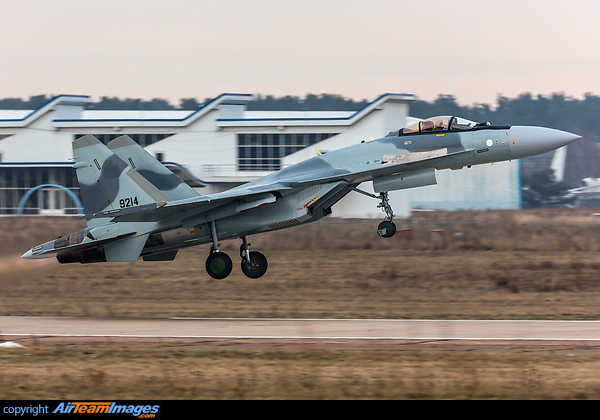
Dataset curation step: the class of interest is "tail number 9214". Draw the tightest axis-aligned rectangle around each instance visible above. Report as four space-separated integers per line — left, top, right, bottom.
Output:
120 197 139 208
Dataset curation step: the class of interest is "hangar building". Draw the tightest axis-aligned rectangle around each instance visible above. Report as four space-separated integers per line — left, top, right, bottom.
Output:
0 93 520 217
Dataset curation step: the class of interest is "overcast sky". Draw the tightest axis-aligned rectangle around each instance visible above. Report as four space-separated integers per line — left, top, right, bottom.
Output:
1 0 599 106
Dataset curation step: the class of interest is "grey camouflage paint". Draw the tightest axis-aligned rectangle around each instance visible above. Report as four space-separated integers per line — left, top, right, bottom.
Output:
23 123 580 263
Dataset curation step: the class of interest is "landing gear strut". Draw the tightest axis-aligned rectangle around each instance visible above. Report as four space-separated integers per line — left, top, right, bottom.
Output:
350 187 396 238
240 236 268 279
205 221 233 279
377 192 396 238
204 223 268 280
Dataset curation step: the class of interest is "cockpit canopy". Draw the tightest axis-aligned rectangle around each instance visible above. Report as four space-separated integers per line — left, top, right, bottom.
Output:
399 116 490 135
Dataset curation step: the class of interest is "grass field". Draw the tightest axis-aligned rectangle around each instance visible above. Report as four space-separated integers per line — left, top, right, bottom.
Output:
3 209 600 399
3 210 600 319
3 340 600 399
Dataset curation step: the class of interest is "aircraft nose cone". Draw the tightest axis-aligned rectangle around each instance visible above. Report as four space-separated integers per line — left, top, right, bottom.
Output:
21 249 33 259
509 126 581 159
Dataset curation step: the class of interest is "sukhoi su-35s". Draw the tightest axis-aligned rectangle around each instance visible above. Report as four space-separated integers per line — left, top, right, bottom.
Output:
22 116 580 279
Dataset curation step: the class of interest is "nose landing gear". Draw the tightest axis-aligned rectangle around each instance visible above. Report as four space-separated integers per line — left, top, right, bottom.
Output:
376 192 396 238
349 187 397 238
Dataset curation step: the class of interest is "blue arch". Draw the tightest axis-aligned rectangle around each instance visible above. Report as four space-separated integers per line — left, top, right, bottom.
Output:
17 184 83 215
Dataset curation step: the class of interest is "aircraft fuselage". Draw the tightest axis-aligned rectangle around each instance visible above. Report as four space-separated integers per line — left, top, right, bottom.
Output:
21 117 581 279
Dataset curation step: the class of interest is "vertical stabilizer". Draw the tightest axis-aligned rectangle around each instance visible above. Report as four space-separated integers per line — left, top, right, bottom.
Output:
73 135 170 227
107 135 200 200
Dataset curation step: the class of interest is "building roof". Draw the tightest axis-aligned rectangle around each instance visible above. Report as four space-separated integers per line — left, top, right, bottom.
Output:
218 93 415 128
0 93 415 130
0 94 89 128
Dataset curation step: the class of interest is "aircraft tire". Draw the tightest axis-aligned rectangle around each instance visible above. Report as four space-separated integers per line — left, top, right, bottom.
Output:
206 252 233 279
241 251 268 279
377 221 397 238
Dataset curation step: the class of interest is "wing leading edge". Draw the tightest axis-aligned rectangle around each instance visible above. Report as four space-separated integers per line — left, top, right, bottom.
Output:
102 147 474 224
283 147 476 188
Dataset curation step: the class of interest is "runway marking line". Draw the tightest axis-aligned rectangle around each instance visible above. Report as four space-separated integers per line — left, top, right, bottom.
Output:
2 317 600 341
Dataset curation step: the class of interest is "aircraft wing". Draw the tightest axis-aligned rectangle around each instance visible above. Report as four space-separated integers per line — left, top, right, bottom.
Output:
23 232 136 260
105 148 473 224
284 147 476 188
108 182 292 223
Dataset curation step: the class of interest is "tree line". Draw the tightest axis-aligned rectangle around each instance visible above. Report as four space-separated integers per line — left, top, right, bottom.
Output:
0 95 205 111
2 92 598 133
0 93 371 112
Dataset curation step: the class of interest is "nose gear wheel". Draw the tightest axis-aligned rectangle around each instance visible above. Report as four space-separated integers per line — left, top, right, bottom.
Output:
378 220 396 238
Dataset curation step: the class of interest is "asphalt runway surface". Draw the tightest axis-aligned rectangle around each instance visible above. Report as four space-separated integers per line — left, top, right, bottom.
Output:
3 316 600 341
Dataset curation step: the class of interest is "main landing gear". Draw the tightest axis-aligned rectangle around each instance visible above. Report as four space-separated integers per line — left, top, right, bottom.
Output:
204 222 268 280
205 251 233 280
240 236 268 279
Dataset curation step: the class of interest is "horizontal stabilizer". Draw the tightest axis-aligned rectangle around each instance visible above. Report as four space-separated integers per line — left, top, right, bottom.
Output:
27 232 135 260
143 250 178 261
103 234 149 262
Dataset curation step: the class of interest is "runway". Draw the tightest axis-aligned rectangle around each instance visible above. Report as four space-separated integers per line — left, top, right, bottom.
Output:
3 316 600 341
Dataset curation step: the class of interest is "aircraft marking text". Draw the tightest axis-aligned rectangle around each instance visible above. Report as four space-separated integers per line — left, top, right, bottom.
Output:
120 197 139 208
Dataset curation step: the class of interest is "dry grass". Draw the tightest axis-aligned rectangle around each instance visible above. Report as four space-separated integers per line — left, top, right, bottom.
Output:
4 210 600 399
3 210 600 319
4 248 600 320
3 342 600 399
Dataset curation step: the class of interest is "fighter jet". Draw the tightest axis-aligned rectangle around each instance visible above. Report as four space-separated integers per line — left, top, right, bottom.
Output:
21 116 581 279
